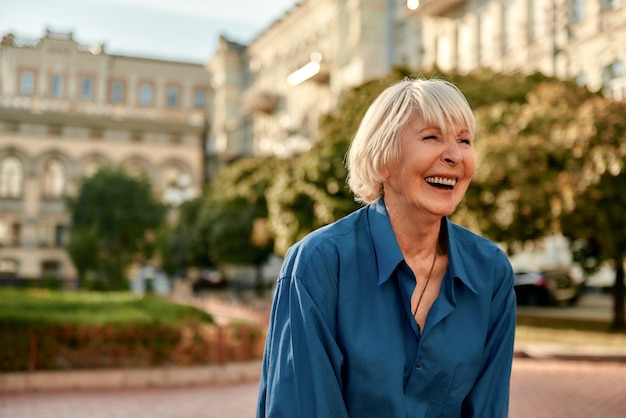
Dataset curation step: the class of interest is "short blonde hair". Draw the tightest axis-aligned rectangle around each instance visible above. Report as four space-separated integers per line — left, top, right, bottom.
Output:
346 77 475 204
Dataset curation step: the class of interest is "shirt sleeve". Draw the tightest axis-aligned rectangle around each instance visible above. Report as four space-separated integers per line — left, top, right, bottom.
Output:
257 247 348 418
461 250 517 417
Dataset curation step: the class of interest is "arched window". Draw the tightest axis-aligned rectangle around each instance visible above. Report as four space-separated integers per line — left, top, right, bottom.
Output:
0 156 23 198
42 158 66 198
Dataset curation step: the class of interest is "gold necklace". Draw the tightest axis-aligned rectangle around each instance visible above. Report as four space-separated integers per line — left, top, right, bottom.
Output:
412 248 438 318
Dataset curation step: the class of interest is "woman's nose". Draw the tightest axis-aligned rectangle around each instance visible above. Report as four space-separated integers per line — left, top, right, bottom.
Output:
443 140 462 165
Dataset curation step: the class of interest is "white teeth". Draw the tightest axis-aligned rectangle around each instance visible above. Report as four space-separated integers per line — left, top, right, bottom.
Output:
425 176 457 187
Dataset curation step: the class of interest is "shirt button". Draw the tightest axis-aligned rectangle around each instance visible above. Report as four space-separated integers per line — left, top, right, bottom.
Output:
415 363 423 371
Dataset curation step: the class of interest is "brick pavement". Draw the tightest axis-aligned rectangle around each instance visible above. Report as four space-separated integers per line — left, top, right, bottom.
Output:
510 358 626 418
2 358 626 417
0 382 259 418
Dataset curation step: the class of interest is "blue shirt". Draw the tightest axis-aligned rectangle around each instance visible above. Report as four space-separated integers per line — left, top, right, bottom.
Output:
257 199 516 418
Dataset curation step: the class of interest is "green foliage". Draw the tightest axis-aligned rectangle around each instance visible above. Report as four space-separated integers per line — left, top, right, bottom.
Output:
0 288 213 326
157 197 212 276
447 69 554 109
200 157 277 266
0 288 218 371
455 81 597 247
66 167 167 289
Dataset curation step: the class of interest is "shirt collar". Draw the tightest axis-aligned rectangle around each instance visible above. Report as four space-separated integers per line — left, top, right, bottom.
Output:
368 199 404 286
368 199 478 295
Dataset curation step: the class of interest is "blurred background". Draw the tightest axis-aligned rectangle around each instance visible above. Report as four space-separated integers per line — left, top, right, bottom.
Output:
1 1 626 415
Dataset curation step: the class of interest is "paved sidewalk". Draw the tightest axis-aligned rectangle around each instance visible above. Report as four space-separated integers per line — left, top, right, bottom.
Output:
0 361 262 393
2 359 626 418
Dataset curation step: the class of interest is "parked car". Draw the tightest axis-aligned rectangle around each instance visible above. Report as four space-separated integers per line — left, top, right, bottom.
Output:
513 269 580 306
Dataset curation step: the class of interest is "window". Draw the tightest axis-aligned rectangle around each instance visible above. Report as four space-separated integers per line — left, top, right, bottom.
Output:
0 156 23 198
571 0 586 23
603 60 625 100
10 223 21 246
0 258 18 277
457 23 473 73
110 81 125 103
478 13 495 65
20 71 35 96
167 86 180 108
139 82 153 106
42 158 66 198
602 0 622 10
0 221 19 247
38 223 51 247
40 223 66 247
528 0 545 42
193 88 206 109
80 76 93 100
51 74 64 98
503 2 517 53
55 225 66 247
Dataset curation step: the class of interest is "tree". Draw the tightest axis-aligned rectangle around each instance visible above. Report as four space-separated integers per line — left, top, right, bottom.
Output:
559 97 626 329
454 79 625 329
66 167 167 290
455 80 597 248
200 157 278 295
157 197 213 277
65 227 98 289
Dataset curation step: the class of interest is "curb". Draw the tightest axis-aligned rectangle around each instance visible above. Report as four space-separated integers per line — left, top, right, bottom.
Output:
0 361 262 393
514 345 626 363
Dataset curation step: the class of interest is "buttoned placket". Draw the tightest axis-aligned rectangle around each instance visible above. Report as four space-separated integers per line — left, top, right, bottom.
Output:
396 263 425 378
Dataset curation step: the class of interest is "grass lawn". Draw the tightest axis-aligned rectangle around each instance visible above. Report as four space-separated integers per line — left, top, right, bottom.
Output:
0 288 213 326
515 315 626 348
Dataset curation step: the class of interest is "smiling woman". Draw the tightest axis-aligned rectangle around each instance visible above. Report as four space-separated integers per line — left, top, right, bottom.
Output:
257 78 516 418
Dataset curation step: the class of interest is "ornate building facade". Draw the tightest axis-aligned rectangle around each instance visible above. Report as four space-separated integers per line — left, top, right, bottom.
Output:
0 30 210 284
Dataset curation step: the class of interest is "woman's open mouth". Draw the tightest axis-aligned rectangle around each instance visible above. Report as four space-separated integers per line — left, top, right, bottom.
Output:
425 176 457 190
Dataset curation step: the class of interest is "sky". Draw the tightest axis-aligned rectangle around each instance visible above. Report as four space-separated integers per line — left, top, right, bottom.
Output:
0 0 300 63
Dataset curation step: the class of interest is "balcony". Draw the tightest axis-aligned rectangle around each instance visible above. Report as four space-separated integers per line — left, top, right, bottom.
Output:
405 0 467 17
241 91 279 115
287 52 330 87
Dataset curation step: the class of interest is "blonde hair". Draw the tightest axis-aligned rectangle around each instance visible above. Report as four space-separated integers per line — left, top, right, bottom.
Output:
346 77 475 204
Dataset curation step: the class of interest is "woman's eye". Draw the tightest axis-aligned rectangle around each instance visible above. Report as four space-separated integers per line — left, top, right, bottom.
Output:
459 138 472 145
423 135 438 141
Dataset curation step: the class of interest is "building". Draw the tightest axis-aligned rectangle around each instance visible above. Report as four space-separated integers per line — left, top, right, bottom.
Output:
404 0 625 98
211 0 625 161
0 30 211 285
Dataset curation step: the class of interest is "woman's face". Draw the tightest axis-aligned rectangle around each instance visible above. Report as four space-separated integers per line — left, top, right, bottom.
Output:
382 111 476 219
